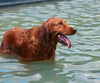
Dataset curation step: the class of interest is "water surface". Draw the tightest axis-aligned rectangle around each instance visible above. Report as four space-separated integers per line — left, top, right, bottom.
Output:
0 0 100 83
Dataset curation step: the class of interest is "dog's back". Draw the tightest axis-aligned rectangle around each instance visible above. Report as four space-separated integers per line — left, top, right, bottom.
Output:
0 27 26 54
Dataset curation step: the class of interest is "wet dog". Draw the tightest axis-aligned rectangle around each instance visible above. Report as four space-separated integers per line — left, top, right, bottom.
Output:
0 17 77 61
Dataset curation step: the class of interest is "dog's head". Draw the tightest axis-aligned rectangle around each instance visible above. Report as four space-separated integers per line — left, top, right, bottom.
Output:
41 17 77 49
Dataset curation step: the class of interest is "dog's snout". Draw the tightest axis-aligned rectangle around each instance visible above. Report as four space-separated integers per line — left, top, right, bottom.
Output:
73 29 77 33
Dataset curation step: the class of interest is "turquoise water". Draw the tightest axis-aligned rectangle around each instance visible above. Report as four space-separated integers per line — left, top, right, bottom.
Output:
0 0 100 83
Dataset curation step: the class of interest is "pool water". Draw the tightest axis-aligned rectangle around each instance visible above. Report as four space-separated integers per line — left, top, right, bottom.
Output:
0 0 100 83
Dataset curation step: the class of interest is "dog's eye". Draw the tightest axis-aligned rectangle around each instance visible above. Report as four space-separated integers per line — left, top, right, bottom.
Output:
58 22 63 25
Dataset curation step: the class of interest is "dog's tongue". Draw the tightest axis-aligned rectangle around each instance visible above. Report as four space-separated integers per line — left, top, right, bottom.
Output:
60 35 72 49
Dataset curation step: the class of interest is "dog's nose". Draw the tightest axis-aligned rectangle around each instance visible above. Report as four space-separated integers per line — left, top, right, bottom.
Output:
73 29 77 33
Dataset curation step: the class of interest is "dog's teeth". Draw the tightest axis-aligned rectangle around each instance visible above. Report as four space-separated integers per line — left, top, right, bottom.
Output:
58 35 60 38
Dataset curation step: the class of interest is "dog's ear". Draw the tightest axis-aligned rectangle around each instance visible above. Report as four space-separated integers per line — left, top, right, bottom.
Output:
39 22 50 42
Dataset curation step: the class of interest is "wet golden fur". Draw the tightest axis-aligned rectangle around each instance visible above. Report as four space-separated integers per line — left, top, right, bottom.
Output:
0 17 76 61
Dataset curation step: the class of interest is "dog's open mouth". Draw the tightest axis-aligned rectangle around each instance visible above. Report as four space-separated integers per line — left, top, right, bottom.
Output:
56 34 71 49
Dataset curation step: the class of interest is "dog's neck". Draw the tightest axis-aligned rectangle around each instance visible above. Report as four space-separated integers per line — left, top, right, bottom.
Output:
25 26 58 60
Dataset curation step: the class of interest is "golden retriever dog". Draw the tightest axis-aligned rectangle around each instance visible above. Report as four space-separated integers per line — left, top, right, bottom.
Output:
0 17 77 61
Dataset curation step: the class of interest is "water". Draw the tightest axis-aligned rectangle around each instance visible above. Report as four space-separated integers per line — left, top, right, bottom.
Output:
0 0 100 83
